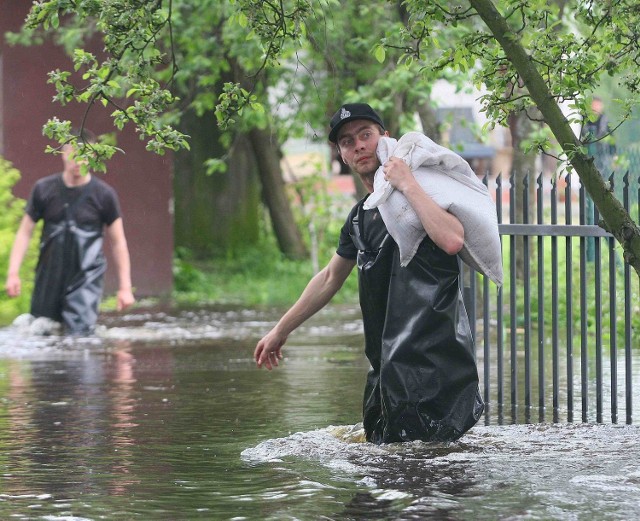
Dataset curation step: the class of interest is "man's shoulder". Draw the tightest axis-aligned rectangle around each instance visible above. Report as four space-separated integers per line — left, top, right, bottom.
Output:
90 175 118 196
341 196 370 229
345 196 367 217
90 174 113 187
30 173 62 198
34 173 61 187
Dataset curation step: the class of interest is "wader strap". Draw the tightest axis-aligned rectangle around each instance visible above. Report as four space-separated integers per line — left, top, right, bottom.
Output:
350 203 390 253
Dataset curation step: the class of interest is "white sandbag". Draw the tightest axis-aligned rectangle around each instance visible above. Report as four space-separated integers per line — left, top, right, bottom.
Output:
363 132 503 286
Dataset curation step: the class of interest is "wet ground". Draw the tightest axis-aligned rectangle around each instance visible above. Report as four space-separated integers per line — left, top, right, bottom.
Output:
0 304 638 520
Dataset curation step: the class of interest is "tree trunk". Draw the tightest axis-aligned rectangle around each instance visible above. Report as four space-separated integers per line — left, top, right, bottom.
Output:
249 127 308 260
227 54 307 260
417 102 441 142
469 0 640 277
174 108 261 259
508 110 537 280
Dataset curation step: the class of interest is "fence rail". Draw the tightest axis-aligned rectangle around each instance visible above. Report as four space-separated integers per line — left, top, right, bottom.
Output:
465 170 639 426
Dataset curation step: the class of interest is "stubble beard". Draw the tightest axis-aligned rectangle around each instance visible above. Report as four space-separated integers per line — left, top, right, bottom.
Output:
355 165 378 193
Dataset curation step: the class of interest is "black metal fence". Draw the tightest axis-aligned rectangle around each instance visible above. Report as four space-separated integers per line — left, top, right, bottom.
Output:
464 169 640 426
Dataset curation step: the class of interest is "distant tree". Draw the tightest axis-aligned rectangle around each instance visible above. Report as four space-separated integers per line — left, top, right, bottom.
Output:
232 0 640 276
8 0 307 259
8 1 450 260
13 0 640 275
402 0 640 275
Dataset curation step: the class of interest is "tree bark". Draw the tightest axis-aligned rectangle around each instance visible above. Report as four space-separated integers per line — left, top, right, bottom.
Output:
249 127 308 260
508 110 537 280
174 108 261 259
417 102 441 142
469 0 640 277
227 54 307 260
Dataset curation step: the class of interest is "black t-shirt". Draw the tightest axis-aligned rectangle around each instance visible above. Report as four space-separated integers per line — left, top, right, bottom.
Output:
26 173 121 228
337 196 389 259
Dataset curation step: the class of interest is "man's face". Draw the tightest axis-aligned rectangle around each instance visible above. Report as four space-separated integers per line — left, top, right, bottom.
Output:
61 144 89 177
591 99 604 115
337 120 387 190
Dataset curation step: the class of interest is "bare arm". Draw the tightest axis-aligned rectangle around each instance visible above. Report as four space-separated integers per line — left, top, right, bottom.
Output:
105 217 135 311
383 157 464 255
254 253 356 370
5 215 36 298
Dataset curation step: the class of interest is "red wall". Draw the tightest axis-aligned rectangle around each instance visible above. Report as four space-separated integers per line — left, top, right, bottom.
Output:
1 1 174 297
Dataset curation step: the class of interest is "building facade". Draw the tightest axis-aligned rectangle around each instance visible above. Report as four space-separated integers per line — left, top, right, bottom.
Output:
0 1 174 297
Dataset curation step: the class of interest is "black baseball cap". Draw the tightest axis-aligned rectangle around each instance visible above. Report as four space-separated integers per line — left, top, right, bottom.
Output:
328 103 385 143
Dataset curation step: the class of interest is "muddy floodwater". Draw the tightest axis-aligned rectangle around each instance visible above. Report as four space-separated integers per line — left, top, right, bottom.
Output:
0 304 638 520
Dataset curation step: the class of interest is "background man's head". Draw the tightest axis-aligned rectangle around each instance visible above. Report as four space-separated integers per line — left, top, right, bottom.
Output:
62 127 97 176
591 96 604 115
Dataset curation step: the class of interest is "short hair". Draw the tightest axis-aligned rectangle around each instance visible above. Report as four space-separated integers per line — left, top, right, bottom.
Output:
70 127 97 144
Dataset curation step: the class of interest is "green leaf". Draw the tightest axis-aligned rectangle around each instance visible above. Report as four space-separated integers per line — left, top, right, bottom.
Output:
374 44 386 63
236 11 248 28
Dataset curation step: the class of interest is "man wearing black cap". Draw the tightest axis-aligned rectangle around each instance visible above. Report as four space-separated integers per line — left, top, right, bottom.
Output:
255 103 483 444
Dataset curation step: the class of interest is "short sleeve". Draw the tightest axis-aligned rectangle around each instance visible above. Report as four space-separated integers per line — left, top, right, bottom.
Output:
99 183 122 226
25 182 44 223
336 204 358 260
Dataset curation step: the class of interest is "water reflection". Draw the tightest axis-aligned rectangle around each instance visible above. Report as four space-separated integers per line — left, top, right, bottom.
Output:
0 304 637 520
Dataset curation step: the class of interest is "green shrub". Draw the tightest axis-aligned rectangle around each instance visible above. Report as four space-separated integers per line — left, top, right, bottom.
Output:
172 169 360 308
0 157 40 325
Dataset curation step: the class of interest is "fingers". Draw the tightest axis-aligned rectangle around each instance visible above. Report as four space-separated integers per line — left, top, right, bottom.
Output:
5 276 21 298
117 297 134 311
383 157 413 191
262 350 281 370
382 157 399 178
254 342 269 369
383 157 407 173
254 338 284 370
256 347 279 370
253 341 265 363
117 290 135 311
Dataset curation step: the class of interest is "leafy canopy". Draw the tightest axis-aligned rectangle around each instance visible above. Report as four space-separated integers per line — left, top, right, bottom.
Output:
8 0 190 169
398 0 640 156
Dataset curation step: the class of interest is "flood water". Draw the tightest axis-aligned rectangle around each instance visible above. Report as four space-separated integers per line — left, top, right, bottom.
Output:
0 304 638 520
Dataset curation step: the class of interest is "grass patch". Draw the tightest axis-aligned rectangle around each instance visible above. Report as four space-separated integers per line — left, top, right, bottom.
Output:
171 241 359 308
172 176 360 308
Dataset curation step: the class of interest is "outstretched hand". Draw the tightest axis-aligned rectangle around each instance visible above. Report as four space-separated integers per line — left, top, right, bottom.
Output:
254 329 287 370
